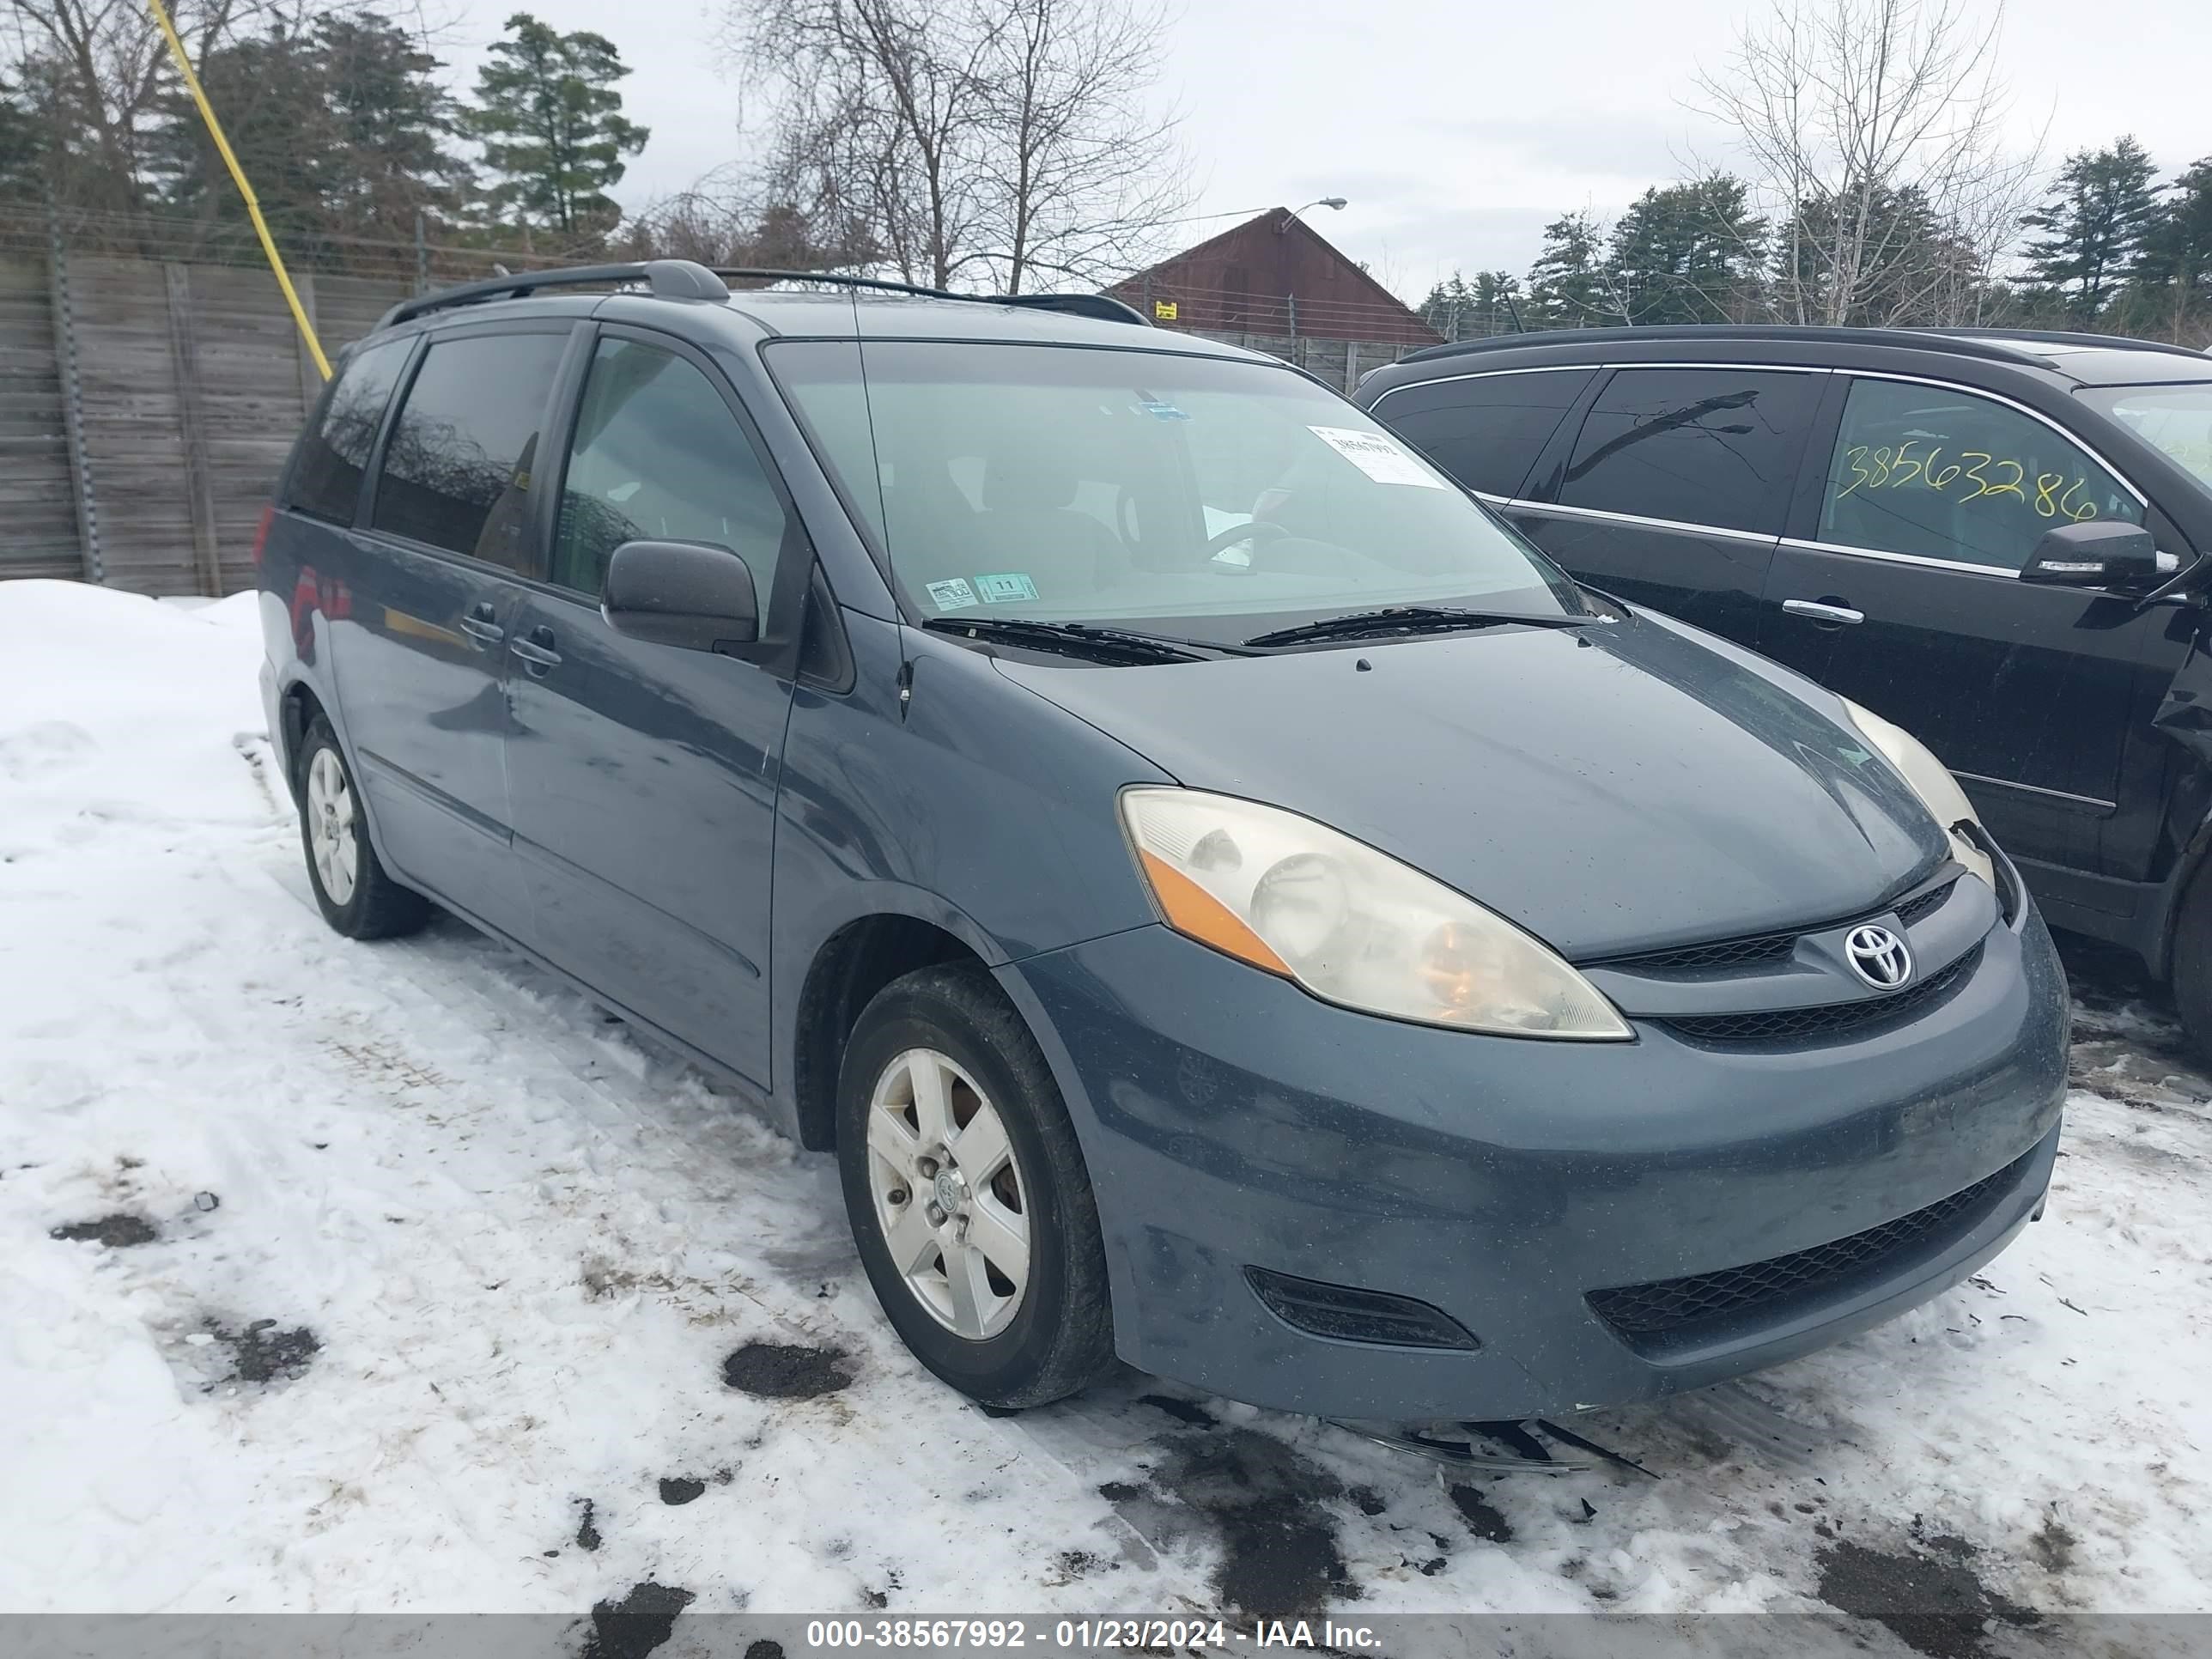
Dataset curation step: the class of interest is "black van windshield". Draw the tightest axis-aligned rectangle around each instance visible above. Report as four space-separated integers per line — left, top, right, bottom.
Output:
769 340 1586 640
2081 383 2212 494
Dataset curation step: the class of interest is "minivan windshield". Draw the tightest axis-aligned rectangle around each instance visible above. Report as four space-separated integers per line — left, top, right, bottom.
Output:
770 340 1586 642
2081 382 2212 493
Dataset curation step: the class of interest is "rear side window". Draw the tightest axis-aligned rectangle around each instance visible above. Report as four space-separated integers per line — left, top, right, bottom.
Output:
1557 368 1822 535
553 338 789 604
370 331 568 568
1820 378 2145 569
286 337 410 524
1376 368 1595 497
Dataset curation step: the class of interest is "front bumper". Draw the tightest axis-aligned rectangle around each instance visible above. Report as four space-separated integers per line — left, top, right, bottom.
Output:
999 897 2068 1421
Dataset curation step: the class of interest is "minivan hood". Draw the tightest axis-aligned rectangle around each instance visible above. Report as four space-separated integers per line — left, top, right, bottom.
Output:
993 611 1948 960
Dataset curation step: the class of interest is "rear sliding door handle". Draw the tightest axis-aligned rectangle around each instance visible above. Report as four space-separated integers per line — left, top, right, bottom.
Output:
1781 599 1864 626
459 612 504 647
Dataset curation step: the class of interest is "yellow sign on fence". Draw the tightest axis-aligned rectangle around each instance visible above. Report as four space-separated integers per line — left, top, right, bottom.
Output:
1153 300 1178 321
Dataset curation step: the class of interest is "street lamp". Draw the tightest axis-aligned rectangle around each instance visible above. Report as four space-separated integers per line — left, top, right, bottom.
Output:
1277 197 1348 233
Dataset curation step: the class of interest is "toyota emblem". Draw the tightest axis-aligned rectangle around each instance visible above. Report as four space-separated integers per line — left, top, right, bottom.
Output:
1845 923 1913 989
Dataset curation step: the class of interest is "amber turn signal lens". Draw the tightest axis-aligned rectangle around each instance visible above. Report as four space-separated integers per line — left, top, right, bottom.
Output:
1139 850 1291 975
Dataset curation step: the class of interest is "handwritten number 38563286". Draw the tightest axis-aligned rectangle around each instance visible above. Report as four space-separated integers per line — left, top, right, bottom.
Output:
1838 442 2100 520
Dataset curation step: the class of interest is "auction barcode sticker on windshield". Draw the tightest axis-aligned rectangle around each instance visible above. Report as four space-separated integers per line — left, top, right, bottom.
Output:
1307 425 1445 487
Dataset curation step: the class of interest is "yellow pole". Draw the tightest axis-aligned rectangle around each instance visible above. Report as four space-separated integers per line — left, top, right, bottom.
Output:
146 0 331 379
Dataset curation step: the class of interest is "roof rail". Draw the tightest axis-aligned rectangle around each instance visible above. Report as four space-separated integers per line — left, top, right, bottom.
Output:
1394 323 2061 371
376 259 729 330
372 259 1150 336
714 268 1149 325
1924 325 2197 356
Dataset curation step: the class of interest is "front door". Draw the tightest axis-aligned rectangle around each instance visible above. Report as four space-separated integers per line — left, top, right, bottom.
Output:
1510 365 1827 647
503 331 800 1083
331 325 573 938
1758 372 2185 879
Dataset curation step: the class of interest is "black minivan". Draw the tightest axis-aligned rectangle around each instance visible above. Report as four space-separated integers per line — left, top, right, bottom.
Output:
1358 326 2212 1046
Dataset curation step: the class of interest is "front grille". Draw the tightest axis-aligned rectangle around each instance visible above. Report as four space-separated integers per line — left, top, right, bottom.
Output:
1605 928 1799 975
1659 945 1981 1048
1586 1153 2026 1342
1600 878 1958 978
1895 878 1956 929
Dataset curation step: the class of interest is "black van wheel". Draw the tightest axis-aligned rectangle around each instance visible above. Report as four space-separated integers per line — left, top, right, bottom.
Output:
837 964 1115 1409
2171 868 2212 1061
295 718 430 940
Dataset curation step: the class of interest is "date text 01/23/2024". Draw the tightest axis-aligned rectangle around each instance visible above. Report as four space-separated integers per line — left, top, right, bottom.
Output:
800 1619 1383 1650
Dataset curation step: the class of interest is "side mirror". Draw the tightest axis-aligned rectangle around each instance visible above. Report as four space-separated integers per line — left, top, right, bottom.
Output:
2020 520 2160 590
601 539 759 653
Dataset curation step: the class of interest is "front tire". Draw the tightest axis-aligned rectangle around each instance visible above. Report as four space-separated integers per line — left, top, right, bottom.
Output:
295 717 430 940
837 964 1114 1409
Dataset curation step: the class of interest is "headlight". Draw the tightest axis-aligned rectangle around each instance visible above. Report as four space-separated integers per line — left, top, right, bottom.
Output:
1118 787 1632 1039
1839 700 1996 892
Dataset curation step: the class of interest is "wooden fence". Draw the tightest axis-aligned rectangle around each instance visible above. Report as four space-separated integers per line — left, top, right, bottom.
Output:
0 252 410 597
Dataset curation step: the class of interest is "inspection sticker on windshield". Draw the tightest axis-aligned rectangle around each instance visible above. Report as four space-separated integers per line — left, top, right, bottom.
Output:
975 572 1040 604
927 577 979 611
1308 425 1445 488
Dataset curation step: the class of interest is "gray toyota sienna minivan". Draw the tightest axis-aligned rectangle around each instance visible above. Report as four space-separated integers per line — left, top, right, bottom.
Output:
258 260 2067 1421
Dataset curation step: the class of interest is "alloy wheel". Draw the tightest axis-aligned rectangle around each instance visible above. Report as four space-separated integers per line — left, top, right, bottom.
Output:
305 747 359 906
864 1047 1032 1340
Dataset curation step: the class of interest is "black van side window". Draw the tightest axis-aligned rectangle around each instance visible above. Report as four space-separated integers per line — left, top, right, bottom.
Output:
553 338 788 605
287 337 411 525
370 331 568 568
1819 377 2143 570
1558 368 1820 536
1377 368 1595 498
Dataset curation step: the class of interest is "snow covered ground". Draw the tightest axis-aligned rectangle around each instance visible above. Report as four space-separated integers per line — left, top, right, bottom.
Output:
3 580 2209 1646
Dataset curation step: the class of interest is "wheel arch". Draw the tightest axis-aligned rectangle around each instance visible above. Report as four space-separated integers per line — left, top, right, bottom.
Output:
791 914 989 1152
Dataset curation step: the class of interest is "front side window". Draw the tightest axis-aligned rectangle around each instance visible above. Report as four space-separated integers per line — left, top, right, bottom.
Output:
1376 368 1595 498
553 338 788 604
769 341 1584 640
288 337 410 524
1557 368 1821 535
2078 382 2212 495
369 331 567 568
1820 378 2144 570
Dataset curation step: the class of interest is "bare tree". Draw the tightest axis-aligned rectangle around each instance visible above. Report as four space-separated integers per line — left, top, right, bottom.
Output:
1693 0 2043 327
719 0 1188 292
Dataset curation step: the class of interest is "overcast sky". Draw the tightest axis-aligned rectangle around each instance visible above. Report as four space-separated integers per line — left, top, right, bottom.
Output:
443 0 2211 303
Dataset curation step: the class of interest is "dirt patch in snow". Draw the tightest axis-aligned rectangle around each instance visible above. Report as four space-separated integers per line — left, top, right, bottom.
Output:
1447 1483 1515 1543
1814 1532 2039 1658
581 1580 696 1659
50 1212 159 1247
208 1319 319 1383
720 1341 852 1399
1127 1427 1357 1623
659 1477 705 1506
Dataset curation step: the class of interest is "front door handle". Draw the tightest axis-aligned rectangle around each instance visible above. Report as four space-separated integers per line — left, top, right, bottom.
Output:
1782 599 1865 627
459 604 504 647
509 626 562 672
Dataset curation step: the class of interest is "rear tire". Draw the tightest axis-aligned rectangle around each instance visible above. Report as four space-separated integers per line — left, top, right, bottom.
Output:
295 717 430 940
837 964 1115 1409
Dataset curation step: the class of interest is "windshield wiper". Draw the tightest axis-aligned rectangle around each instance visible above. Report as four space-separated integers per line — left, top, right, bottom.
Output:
922 615 1237 664
1243 605 1595 648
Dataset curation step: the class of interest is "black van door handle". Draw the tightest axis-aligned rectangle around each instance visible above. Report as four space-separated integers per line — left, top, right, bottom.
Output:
1782 599 1864 628
509 626 562 672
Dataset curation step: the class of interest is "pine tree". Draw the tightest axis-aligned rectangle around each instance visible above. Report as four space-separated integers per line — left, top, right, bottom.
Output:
2021 137 2161 325
1419 270 1519 339
0 74 42 202
2136 157 2212 343
1524 212 1611 327
149 15 471 267
1605 175 1765 325
465 13 648 245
